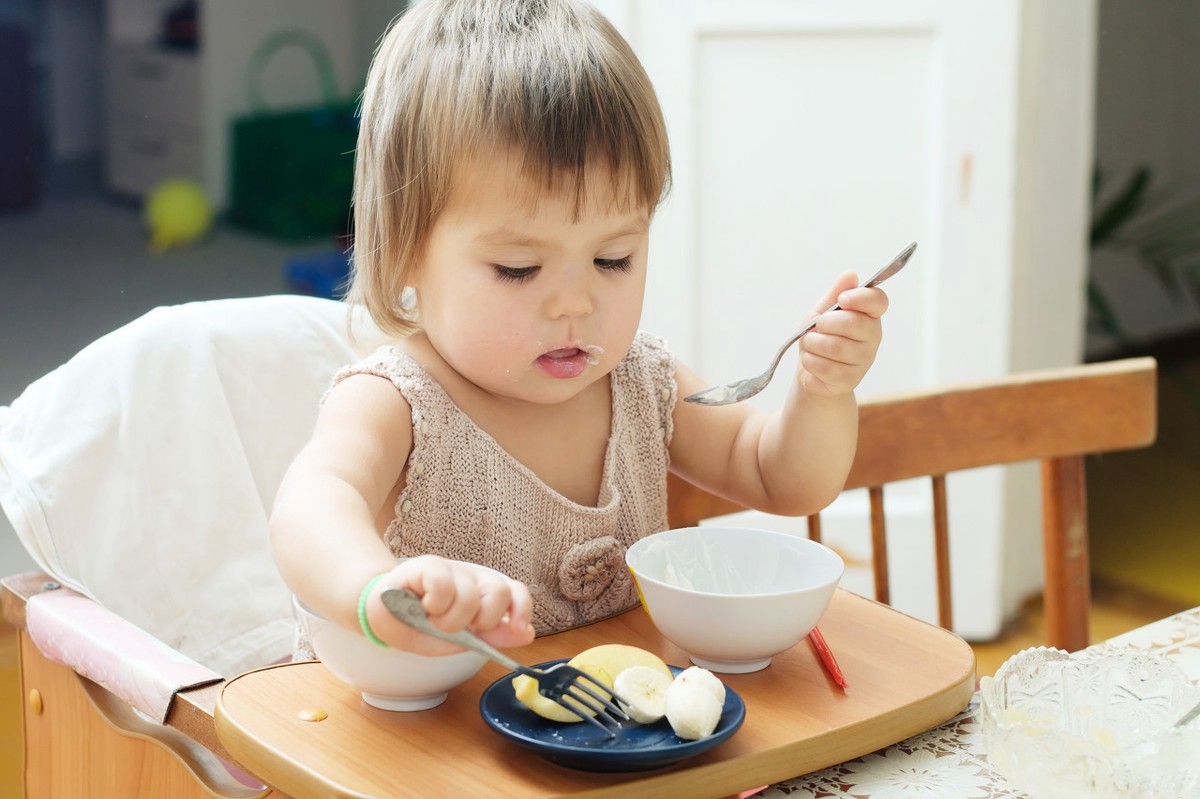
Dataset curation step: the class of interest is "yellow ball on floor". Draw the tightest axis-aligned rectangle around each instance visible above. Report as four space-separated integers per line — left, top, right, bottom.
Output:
144 178 213 252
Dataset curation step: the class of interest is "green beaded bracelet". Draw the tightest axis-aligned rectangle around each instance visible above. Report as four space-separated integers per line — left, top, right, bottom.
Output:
358 572 389 648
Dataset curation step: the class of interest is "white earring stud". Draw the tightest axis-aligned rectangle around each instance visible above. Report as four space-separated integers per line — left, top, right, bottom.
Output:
399 286 419 322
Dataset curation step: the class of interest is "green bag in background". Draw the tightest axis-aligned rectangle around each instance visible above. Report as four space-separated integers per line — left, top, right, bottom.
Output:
227 29 358 241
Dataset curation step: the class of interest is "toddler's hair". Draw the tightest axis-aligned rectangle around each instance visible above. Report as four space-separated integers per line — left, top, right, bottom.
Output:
349 0 671 337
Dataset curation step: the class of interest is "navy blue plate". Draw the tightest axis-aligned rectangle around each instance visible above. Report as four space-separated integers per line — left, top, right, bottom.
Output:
479 661 746 772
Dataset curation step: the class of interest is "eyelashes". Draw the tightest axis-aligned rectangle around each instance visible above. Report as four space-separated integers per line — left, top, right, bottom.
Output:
492 256 633 284
493 265 538 283
594 256 633 273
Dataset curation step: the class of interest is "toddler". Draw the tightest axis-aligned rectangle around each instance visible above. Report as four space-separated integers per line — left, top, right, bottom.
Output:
270 0 889 658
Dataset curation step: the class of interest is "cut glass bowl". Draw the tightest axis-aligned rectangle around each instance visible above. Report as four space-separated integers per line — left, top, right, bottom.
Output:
980 647 1200 799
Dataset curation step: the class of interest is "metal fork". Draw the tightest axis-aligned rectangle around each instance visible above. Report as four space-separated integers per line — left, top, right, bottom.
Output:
380 588 630 736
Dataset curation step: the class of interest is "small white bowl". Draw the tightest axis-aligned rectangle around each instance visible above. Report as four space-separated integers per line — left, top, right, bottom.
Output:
625 526 844 673
294 596 488 711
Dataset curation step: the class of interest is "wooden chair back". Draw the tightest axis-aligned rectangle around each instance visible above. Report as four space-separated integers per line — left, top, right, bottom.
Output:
667 357 1158 652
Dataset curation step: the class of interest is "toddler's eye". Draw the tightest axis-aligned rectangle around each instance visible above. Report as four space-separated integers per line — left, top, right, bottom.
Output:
494 265 539 283
595 256 632 273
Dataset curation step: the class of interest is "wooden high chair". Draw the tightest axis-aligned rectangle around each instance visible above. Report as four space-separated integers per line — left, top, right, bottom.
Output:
1 302 1157 798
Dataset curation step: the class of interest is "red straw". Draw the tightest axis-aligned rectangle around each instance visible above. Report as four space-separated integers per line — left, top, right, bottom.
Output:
807 627 847 689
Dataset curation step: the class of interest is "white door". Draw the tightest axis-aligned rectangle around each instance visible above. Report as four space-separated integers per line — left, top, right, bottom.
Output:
598 0 1095 639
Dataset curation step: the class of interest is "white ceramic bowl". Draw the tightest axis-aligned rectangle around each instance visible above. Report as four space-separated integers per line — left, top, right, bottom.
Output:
294 596 488 711
625 526 844 673
981 647 1200 799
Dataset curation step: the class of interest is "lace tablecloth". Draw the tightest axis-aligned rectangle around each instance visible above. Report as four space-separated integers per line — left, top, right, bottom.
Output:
759 606 1200 798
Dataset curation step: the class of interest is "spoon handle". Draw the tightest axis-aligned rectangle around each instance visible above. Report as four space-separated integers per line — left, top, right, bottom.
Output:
683 242 916 406
770 241 917 366
1177 699 1200 728
380 588 525 673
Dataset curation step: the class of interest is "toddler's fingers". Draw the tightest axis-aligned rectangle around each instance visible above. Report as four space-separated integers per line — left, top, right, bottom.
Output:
809 307 883 346
809 271 859 319
504 578 535 634
836 285 889 318
428 566 482 633
470 572 515 631
800 329 856 365
398 555 454 613
478 577 534 646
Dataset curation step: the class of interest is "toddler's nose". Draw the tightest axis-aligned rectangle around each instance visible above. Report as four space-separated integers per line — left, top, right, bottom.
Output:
546 273 594 319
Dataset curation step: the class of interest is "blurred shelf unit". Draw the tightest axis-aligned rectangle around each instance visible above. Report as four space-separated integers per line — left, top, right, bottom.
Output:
104 43 201 198
102 0 359 208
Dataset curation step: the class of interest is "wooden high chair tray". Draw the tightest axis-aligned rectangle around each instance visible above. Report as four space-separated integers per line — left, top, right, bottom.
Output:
215 590 975 799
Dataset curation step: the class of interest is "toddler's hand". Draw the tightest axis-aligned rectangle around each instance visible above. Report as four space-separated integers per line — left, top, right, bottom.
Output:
367 555 535 656
796 271 888 397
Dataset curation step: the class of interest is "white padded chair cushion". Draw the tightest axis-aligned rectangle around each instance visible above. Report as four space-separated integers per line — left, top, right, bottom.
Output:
0 295 380 676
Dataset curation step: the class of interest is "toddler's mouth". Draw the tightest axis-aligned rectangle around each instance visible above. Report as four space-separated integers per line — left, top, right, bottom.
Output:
536 343 603 379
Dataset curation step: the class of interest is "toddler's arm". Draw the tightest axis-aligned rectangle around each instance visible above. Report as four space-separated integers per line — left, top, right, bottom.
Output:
670 271 888 516
270 374 534 655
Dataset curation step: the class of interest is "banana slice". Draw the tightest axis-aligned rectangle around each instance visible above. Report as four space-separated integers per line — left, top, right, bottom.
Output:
613 665 672 723
665 679 723 740
674 666 726 705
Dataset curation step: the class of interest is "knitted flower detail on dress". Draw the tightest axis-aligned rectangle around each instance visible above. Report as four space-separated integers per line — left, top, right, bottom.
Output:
558 536 626 602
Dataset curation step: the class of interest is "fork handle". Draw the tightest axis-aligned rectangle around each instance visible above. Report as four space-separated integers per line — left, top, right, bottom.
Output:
379 588 531 675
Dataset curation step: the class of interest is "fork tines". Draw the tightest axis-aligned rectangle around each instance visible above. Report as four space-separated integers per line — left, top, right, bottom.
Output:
553 673 631 737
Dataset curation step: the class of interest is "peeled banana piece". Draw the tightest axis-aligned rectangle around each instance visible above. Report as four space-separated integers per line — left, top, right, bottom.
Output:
665 680 723 740
674 665 726 705
615 663 727 740
664 666 725 740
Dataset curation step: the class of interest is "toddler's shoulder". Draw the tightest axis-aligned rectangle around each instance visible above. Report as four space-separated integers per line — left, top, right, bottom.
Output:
616 331 676 430
625 330 674 370
322 344 438 405
332 344 412 385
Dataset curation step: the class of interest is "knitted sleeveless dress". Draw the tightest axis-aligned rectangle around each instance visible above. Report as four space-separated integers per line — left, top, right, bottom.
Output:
321 332 676 642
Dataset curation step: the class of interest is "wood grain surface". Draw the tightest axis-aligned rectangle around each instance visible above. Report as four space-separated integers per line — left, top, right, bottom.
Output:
216 590 975 799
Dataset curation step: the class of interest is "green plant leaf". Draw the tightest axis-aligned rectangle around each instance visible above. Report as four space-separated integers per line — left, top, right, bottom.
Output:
1086 279 1133 346
1090 166 1152 247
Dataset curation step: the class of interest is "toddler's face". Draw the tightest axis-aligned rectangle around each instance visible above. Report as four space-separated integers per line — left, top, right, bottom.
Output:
414 149 650 406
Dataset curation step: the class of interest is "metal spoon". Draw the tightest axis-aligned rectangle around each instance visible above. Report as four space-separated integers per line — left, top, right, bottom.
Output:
1177 698 1200 728
683 242 917 406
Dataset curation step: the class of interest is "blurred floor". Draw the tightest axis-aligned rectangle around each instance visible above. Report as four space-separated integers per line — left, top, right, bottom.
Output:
1088 357 1200 609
